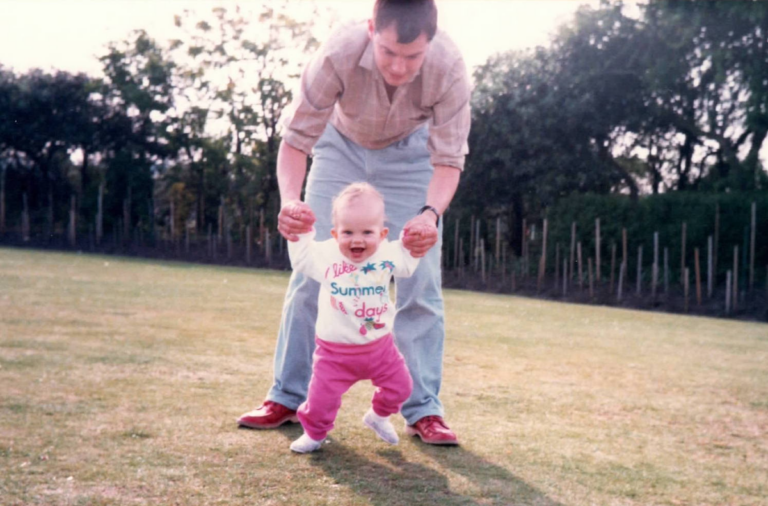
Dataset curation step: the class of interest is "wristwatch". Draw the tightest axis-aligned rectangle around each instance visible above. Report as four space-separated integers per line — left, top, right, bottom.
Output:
418 205 440 226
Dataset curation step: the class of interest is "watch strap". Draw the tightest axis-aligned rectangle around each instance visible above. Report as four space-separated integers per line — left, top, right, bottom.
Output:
418 205 440 226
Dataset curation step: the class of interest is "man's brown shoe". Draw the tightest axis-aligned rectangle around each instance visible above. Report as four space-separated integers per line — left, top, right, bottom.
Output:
237 401 299 429
405 415 459 445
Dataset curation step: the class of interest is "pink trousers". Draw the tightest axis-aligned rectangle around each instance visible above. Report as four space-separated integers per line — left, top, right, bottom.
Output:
297 334 413 441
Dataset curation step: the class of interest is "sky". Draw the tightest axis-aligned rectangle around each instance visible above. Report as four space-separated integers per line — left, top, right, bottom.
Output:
0 0 602 75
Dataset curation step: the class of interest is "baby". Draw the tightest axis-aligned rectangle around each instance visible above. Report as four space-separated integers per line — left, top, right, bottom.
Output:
285 182 427 453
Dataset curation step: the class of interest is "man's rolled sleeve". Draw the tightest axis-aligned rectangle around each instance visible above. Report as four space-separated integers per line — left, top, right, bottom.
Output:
280 54 343 155
427 59 471 171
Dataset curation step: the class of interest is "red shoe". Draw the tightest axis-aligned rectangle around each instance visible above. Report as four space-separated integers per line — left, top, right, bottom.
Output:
405 415 459 446
237 401 299 429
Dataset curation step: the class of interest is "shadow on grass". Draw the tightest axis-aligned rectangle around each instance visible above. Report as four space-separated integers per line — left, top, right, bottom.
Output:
307 443 471 506
410 442 565 506
297 438 562 506
252 418 562 505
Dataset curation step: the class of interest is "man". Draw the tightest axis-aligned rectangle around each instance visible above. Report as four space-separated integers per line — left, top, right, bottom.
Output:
238 0 470 445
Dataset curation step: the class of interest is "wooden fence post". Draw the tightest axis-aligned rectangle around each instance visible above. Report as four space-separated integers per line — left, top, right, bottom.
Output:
725 270 732 315
622 228 628 276
123 192 131 243
96 182 103 245
521 218 527 279
617 261 625 302
570 221 576 281
562 257 568 296
46 191 53 241
259 208 265 253
733 245 739 312
246 225 252 265
454 217 460 270
22 193 30 242
652 231 659 301
495 217 501 273
714 203 720 280
707 235 713 298
537 218 548 292
636 246 643 296
694 248 702 307
481 238 486 284
265 230 271 265
577 241 583 290
68 195 76 247
681 221 687 286
218 197 224 242
595 218 601 283
588 257 594 299
0 165 5 235
207 224 213 258
170 198 175 241
610 243 617 294
469 215 476 271
227 224 233 260
471 218 479 273
750 201 756 290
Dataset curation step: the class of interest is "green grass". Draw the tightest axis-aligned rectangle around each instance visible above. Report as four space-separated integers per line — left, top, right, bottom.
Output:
1 247 766 505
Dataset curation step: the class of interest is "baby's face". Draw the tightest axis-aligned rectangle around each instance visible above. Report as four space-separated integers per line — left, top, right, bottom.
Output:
331 198 388 263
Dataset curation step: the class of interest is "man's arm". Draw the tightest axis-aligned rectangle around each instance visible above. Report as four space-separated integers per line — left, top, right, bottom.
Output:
402 164 461 257
424 164 461 217
276 140 316 242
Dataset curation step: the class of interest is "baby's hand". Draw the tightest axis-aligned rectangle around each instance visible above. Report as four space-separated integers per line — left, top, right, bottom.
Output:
285 203 308 221
402 215 438 258
278 200 315 241
404 224 429 240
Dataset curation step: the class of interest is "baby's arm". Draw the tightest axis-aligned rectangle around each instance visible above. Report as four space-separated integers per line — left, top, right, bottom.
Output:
391 227 427 278
287 228 324 282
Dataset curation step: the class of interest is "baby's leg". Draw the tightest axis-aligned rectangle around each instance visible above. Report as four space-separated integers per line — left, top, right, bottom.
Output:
363 336 413 444
297 357 356 442
370 336 413 417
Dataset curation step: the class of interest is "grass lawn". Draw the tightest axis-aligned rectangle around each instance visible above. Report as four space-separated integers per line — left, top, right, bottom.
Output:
1 247 766 506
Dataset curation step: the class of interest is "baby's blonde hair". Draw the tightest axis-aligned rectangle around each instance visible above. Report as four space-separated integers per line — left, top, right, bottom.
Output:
331 182 386 225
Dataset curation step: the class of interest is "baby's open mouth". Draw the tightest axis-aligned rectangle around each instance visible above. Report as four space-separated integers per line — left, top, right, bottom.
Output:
351 247 365 255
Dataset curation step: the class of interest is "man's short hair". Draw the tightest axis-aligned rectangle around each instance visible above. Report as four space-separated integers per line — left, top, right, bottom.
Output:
374 0 438 43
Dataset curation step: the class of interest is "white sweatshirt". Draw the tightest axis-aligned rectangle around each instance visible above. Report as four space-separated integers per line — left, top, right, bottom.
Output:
288 229 420 344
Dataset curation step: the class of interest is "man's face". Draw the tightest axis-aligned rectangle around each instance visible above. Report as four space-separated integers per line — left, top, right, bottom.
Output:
368 20 429 88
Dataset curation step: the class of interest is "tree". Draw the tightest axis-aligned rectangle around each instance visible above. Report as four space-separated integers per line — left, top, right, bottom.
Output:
99 29 177 238
645 0 768 191
166 3 318 234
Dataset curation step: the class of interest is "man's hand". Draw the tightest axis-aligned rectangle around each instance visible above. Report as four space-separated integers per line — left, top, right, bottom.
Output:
277 200 316 241
402 213 439 258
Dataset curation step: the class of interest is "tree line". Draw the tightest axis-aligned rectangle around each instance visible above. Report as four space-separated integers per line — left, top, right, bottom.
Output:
1 1 766 270
0 4 316 246
460 0 767 253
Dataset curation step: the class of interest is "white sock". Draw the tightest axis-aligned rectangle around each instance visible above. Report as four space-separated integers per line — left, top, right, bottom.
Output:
363 408 399 445
290 433 324 453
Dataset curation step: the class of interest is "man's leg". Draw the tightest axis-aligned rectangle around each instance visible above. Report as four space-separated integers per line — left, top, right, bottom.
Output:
368 127 458 444
238 125 366 428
